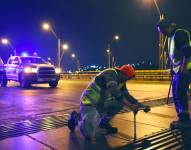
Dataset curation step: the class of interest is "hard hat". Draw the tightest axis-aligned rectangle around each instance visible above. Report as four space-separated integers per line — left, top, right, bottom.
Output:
115 64 135 78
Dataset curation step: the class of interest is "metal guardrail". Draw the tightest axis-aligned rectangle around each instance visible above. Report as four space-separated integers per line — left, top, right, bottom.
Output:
61 70 171 81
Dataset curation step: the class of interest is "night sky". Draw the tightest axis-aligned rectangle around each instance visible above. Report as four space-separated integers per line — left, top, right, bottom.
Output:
0 0 190 70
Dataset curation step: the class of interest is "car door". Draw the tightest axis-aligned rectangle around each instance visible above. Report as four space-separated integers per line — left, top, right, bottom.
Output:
6 56 20 80
11 57 20 81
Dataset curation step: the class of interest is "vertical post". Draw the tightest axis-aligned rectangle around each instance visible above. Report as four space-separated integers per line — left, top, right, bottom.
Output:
77 59 80 71
107 44 111 68
58 38 61 68
159 14 165 69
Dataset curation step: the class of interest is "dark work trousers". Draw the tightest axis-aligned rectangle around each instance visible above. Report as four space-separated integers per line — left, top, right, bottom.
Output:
172 69 191 121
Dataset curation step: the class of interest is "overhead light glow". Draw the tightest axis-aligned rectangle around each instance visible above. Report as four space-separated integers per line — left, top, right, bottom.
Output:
1 38 9 44
42 23 50 31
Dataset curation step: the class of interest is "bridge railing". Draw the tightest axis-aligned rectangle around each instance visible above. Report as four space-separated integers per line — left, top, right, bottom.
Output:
61 70 171 81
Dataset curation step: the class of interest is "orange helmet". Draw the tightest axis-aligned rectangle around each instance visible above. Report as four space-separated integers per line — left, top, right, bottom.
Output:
115 64 135 78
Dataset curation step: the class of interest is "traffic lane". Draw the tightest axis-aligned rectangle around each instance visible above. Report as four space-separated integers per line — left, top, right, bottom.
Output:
0 79 170 123
0 80 89 122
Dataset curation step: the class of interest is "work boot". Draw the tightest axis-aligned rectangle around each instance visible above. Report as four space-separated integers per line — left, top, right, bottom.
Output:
68 111 79 132
99 120 118 134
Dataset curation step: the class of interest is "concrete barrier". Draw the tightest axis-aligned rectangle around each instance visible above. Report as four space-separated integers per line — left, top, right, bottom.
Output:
61 70 171 81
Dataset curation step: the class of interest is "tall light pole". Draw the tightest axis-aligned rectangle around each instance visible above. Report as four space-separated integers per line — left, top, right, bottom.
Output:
60 43 69 62
106 35 120 68
1 38 17 55
71 53 80 71
145 0 166 69
42 22 61 68
153 0 166 69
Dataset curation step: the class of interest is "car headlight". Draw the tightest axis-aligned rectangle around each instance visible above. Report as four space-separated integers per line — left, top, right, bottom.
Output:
55 68 61 74
24 67 38 73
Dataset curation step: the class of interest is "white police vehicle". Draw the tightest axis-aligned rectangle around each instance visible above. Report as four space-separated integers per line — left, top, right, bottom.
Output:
0 55 61 88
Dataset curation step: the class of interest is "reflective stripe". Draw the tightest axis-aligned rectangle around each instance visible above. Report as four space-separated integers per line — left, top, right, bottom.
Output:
91 82 101 92
169 29 191 73
81 82 101 105
106 81 117 87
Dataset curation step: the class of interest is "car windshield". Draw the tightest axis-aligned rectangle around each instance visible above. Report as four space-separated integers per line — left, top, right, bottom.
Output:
20 57 47 64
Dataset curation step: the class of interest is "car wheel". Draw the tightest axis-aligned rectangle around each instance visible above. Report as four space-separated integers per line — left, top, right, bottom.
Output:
0 72 7 87
19 74 30 88
49 81 58 88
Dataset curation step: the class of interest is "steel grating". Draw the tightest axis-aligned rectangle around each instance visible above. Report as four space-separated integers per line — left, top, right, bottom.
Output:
118 129 191 150
0 114 69 141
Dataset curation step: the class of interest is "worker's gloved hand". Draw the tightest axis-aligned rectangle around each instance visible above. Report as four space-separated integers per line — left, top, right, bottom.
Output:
129 103 139 112
137 103 151 113
143 105 151 113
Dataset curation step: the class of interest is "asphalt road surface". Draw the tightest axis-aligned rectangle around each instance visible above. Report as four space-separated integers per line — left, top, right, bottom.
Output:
0 80 170 124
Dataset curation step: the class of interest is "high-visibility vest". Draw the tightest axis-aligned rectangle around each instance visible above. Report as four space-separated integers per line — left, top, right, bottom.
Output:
169 29 191 73
81 70 125 106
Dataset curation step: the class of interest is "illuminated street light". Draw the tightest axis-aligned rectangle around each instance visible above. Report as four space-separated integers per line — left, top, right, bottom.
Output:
1 38 17 55
42 23 51 31
1 38 8 44
42 22 61 68
106 35 120 68
106 49 110 53
143 0 166 69
62 44 69 50
60 43 69 62
114 35 120 40
71 53 76 58
71 53 80 71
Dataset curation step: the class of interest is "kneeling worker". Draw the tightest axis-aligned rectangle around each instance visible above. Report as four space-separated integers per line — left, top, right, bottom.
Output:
68 64 148 141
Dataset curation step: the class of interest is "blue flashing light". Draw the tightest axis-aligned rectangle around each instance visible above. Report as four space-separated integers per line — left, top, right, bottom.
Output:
21 52 28 57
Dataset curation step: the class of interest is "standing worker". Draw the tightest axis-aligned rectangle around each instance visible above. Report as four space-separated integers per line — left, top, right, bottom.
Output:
68 64 149 141
157 19 191 128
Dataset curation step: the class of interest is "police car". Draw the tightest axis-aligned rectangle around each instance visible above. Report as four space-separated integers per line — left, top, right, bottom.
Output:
0 55 61 88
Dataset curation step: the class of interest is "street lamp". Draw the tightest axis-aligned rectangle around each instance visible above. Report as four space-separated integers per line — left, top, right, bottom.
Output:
106 35 120 68
60 43 69 62
42 22 61 68
1 38 17 55
71 53 80 71
144 0 166 69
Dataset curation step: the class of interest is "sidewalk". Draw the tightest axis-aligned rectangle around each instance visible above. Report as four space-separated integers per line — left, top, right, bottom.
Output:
0 101 191 150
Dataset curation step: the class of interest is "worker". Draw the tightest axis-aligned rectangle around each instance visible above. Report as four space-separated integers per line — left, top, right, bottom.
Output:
68 64 149 141
157 18 191 129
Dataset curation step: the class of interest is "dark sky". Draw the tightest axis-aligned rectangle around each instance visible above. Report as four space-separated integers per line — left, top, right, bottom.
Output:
0 0 190 70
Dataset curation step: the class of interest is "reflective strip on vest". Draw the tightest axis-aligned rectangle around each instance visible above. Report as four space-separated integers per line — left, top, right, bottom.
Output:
106 81 118 88
105 83 125 102
169 29 191 73
81 81 101 105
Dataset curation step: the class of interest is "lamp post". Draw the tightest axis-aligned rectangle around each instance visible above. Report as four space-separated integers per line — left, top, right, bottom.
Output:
153 0 166 69
42 22 61 68
145 0 166 69
60 43 69 62
106 35 120 68
71 53 80 71
1 38 17 55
